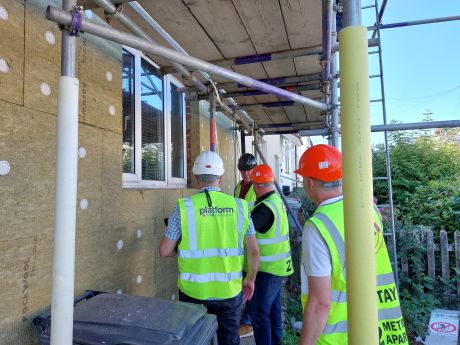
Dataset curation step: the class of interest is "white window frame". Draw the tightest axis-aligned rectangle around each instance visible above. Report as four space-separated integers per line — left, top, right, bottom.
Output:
122 46 187 188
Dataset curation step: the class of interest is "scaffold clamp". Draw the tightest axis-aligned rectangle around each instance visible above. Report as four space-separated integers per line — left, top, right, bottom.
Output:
69 6 83 37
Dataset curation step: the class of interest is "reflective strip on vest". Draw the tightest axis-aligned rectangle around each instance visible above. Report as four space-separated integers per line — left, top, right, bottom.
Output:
315 213 346 278
257 234 289 245
180 270 242 283
235 198 245 246
182 197 244 254
379 306 403 320
377 272 395 286
331 289 347 303
323 321 348 334
178 248 244 258
260 251 291 262
184 198 197 250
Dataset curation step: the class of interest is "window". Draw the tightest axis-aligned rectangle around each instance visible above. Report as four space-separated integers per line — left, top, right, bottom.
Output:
122 47 186 187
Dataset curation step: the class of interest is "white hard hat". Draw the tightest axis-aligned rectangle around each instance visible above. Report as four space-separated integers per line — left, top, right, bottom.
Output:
192 150 225 176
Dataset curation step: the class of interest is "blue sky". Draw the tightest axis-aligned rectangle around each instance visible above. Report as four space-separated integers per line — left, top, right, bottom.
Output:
312 0 460 145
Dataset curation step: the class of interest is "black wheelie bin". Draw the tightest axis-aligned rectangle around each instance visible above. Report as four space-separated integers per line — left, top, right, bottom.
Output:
33 290 218 345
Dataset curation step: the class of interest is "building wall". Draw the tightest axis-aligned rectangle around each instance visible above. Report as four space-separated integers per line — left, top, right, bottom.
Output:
0 1 237 344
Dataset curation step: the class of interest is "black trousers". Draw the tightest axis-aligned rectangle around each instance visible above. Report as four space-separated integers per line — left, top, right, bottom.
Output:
179 290 243 345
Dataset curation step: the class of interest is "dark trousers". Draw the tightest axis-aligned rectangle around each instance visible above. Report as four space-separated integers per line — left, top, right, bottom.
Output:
248 271 284 345
179 290 243 345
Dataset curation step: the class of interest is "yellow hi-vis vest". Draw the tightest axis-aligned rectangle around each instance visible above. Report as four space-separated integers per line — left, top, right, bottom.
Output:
301 199 408 345
234 181 256 203
178 191 250 300
254 193 294 276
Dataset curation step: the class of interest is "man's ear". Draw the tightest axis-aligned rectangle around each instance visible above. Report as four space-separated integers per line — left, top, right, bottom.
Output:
218 176 223 185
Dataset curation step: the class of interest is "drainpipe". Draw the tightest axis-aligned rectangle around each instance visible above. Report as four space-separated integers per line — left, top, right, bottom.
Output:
340 0 378 344
51 1 79 345
330 1 340 147
209 92 217 152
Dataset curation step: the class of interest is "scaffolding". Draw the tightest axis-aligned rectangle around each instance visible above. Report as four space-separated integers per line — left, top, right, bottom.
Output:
44 0 460 344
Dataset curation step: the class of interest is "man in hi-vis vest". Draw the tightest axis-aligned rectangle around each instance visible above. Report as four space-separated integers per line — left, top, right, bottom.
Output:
294 144 408 345
234 153 257 339
160 151 260 345
234 153 257 203
247 164 293 345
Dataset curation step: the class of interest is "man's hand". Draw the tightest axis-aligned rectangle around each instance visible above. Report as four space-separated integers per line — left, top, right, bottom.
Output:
242 275 255 301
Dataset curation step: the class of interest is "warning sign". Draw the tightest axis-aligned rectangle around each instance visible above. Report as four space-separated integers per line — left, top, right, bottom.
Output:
427 310 459 337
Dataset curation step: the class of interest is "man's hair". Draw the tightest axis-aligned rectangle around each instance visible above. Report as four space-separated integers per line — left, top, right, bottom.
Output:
255 182 275 188
196 174 220 184
317 179 342 189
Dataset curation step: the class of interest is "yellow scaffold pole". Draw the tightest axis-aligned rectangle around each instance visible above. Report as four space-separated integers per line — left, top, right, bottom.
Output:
339 0 378 343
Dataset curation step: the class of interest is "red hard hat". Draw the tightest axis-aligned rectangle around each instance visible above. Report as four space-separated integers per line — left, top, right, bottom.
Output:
294 144 342 182
251 164 275 184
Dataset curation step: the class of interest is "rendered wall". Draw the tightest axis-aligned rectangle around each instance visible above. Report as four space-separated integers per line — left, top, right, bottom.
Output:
0 1 237 344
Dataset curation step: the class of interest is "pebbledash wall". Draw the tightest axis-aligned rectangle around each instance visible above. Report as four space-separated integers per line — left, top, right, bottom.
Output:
0 0 238 343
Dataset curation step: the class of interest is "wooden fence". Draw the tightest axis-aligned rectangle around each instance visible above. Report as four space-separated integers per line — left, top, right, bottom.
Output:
399 229 460 300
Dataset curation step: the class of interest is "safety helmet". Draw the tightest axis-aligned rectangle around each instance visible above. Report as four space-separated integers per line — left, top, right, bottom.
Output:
294 144 342 182
192 150 225 176
238 153 257 171
251 164 275 184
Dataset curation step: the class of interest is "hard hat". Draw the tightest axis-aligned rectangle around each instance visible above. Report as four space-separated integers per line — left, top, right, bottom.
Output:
192 150 225 176
294 144 342 182
251 164 275 184
238 153 257 171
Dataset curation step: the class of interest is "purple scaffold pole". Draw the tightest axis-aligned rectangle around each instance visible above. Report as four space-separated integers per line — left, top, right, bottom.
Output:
321 0 333 83
45 5 327 111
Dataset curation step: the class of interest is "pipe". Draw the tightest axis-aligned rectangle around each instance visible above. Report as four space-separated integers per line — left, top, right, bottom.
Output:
196 83 321 100
160 38 379 73
253 142 303 236
321 0 333 83
298 120 460 136
200 73 323 92
371 0 389 38
209 92 217 152
51 2 79 345
45 6 327 111
370 15 460 30
127 1 259 134
340 2 378 342
92 0 208 94
240 129 246 154
330 1 340 147
343 0 362 27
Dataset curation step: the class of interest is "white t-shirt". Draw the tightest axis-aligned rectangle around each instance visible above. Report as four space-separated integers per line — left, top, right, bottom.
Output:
301 195 343 295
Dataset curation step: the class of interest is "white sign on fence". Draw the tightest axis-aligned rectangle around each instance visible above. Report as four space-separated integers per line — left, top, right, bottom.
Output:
425 309 459 345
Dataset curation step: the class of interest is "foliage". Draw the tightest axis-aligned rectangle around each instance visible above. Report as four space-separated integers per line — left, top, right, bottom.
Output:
407 179 460 237
293 187 317 221
396 225 442 338
373 121 460 229
282 291 302 345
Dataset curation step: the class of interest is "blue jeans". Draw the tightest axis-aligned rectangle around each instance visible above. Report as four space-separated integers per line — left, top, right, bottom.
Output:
248 271 284 345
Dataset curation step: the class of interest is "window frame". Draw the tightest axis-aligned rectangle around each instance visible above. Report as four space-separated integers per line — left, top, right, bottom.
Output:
122 46 187 188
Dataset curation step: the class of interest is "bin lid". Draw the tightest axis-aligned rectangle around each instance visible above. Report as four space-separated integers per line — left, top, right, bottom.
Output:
71 293 209 345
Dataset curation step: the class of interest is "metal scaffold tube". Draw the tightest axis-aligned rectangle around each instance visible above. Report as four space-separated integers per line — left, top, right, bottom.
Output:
373 0 399 292
160 38 380 73
298 119 460 136
46 5 326 117
340 0 378 343
330 0 340 148
253 142 304 236
51 1 79 344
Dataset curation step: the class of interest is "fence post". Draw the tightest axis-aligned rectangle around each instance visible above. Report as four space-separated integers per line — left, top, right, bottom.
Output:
440 230 450 302
426 230 435 281
454 231 460 299
400 231 408 276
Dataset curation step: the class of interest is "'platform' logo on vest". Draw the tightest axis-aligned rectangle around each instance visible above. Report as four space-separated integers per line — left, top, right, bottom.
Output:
199 206 235 217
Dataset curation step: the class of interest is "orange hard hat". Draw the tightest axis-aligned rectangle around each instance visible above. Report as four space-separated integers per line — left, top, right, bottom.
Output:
251 164 275 184
294 144 342 182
